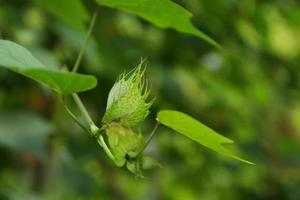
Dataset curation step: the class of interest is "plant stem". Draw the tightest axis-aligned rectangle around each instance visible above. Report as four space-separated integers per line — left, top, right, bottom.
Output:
70 6 99 129
72 6 99 72
72 93 94 127
137 122 160 157
70 6 99 126
66 6 115 162
97 135 116 161
62 98 90 133
70 94 116 161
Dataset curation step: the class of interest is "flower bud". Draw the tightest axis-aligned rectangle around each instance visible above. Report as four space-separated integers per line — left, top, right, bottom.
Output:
105 123 144 167
102 64 152 127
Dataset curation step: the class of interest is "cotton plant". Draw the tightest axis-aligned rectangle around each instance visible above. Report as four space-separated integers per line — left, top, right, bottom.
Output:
0 0 254 178
100 64 157 176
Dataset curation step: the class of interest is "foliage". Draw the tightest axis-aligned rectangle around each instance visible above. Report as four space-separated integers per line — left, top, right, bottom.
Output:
1 0 300 199
32 0 89 31
0 40 97 94
157 110 253 164
96 0 219 47
0 0 249 177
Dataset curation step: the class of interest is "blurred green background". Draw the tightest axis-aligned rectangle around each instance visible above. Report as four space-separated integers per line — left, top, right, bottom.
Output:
1 0 300 199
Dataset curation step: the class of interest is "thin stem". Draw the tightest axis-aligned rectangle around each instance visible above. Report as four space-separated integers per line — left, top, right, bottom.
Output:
97 135 115 161
72 93 94 127
64 95 115 161
64 6 115 163
70 6 99 130
72 6 99 72
62 100 90 134
137 122 160 157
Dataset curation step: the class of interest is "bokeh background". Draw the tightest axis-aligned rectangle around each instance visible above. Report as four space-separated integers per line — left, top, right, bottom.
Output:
1 0 300 199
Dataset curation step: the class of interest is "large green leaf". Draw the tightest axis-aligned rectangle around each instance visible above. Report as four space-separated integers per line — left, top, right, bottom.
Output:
96 0 220 48
0 40 97 94
32 0 89 31
157 110 253 164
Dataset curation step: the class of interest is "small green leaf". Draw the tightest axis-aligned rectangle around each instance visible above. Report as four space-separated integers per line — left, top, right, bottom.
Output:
157 110 253 164
96 0 220 48
0 40 97 94
32 0 89 31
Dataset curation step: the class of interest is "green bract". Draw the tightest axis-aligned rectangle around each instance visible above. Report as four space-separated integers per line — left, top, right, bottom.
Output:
105 123 144 167
102 65 152 127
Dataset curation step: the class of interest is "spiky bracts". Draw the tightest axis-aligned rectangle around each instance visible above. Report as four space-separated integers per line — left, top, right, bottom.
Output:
102 64 152 127
101 63 155 177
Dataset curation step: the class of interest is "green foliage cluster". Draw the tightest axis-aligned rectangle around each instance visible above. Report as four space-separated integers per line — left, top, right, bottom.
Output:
0 0 299 199
0 40 97 94
0 0 250 177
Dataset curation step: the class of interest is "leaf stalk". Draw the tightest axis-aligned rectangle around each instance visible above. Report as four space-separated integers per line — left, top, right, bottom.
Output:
72 6 99 72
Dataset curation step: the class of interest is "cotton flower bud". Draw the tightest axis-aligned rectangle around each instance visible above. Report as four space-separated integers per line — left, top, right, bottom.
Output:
102 64 152 127
105 123 144 167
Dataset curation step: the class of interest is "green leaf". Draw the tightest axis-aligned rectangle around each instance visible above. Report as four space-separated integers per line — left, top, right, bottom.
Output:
0 110 54 157
32 0 89 31
96 0 220 48
157 110 253 164
0 40 97 94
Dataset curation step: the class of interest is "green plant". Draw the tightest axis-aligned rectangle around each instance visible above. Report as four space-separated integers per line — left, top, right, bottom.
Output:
0 0 253 177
